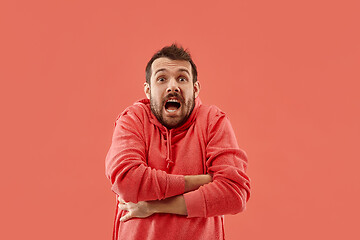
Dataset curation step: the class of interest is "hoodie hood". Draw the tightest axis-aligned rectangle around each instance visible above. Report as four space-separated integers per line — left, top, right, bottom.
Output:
135 97 202 169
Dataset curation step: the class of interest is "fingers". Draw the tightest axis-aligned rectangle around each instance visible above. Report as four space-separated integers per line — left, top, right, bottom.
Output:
120 212 132 222
118 201 132 222
117 196 126 203
116 196 135 222
118 202 127 210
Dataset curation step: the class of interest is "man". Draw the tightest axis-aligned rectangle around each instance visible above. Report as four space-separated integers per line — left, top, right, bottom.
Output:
105 44 251 240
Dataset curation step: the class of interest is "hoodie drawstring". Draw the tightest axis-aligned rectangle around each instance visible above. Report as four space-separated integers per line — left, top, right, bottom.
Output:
165 129 174 169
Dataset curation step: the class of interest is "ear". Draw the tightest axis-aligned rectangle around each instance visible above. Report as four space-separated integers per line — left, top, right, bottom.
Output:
194 81 201 98
144 82 150 99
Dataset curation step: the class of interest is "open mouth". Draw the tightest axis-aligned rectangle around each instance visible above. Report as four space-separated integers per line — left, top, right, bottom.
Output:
165 99 181 113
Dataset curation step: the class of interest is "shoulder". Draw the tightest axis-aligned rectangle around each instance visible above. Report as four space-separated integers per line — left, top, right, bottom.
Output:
114 99 151 126
197 103 227 125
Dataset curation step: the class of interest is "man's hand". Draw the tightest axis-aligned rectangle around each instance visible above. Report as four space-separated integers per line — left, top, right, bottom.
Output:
118 197 155 222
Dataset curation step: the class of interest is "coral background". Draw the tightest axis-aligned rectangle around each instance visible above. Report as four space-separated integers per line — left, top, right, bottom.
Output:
1 0 359 239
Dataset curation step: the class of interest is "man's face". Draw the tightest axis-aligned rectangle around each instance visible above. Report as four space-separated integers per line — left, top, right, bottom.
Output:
144 57 200 129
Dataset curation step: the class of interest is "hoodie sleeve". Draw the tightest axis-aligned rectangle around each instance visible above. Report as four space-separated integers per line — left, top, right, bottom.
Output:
183 112 251 218
105 109 185 203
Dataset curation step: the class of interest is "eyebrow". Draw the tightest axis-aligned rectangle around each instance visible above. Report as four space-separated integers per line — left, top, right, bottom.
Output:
154 68 190 76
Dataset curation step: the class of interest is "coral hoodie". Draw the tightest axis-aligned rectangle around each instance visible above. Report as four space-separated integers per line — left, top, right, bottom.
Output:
105 97 251 240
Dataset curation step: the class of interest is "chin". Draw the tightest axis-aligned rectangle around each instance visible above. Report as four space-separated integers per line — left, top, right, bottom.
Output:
161 117 182 129
163 120 180 129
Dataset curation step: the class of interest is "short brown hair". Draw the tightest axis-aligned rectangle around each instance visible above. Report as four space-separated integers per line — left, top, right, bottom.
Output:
145 44 198 84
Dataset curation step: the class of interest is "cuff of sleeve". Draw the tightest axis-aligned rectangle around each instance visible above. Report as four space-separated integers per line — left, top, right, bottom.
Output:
165 174 185 198
183 188 206 218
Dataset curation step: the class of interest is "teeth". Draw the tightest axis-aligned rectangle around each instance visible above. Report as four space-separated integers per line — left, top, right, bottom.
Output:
167 99 179 103
167 109 176 112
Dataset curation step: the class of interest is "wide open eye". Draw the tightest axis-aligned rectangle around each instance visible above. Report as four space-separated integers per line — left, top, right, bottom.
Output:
179 77 187 82
157 77 165 82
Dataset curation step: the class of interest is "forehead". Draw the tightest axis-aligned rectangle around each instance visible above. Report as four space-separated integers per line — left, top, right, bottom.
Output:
151 57 192 75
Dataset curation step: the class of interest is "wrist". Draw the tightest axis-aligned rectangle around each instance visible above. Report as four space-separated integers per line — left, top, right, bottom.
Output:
184 174 212 192
147 200 160 214
148 195 187 216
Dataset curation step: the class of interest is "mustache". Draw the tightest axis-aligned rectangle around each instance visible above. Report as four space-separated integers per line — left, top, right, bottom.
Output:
164 93 184 102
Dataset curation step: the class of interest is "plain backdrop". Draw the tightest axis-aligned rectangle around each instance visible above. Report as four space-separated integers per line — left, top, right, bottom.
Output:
1 0 359 239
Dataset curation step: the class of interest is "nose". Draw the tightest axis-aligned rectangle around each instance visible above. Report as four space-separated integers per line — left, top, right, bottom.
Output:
166 78 180 93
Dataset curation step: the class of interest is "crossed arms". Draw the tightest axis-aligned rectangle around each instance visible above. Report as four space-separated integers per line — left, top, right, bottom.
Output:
105 108 251 221
117 174 212 221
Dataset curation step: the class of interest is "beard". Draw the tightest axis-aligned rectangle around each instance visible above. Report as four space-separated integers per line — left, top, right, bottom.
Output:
150 91 195 129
